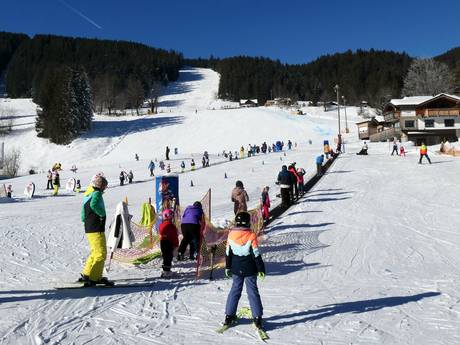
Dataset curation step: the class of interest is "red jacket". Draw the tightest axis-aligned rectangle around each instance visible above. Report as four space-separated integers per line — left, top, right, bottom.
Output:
159 220 179 247
288 167 301 183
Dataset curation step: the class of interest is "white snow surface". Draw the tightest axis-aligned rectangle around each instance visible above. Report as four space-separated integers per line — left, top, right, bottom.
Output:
0 68 459 345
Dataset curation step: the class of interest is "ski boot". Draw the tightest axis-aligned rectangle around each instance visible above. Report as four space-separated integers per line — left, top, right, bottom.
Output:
224 314 238 327
77 274 90 283
253 316 263 329
161 270 173 278
98 277 115 286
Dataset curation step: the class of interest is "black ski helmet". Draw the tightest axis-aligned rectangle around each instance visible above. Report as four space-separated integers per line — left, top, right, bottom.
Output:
235 180 244 188
193 201 202 208
235 211 251 227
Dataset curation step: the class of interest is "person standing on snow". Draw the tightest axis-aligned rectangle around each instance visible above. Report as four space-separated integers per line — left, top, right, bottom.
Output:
223 211 266 331
231 180 249 215
127 170 134 184
296 167 306 196
178 201 205 261
119 171 125 186
180 161 186 173
391 140 399 156
46 170 53 190
316 154 324 176
191 159 196 171
240 146 245 158
419 143 432 164
165 146 170 160
52 170 60 196
277 165 293 208
159 209 179 277
148 160 155 176
79 174 112 286
261 186 270 222
288 164 300 201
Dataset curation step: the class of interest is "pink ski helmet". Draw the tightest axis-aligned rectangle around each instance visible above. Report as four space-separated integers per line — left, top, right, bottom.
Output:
162 209 174 221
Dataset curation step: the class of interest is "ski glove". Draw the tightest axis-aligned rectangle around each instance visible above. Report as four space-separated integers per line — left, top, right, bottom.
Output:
258 272 265 281
225 269 232 278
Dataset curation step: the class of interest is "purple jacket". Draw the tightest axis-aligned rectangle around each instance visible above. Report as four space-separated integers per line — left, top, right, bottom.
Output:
181 205 204 225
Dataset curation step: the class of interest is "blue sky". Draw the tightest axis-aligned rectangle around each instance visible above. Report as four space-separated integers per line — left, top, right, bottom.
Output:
2 0 460 64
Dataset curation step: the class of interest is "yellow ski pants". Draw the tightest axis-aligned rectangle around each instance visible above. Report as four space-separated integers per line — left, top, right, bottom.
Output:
82 232 107 281
53 184 59 196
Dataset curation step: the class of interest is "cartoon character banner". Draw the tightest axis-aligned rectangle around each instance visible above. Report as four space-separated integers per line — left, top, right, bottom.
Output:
155 175 179 229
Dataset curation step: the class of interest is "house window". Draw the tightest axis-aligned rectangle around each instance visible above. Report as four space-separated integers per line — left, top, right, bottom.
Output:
444 119 455 127
404 120 415 128
425 119 434 128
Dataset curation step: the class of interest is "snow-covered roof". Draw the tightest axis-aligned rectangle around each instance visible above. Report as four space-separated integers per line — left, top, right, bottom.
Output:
390 96 432 106
390 93 460 107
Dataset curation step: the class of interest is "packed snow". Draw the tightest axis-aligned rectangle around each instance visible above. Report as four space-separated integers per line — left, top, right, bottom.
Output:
0 68 459 345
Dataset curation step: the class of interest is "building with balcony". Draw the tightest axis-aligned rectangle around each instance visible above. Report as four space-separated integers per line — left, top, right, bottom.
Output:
383 94 460 145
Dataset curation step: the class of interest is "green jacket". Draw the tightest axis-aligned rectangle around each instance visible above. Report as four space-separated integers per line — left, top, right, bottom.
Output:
81 185 106 232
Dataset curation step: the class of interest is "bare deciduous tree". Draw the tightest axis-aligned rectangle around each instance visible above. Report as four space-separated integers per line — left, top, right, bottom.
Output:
3 147 21 177
402 59 454 96
126 78 144 115
147 80 162 114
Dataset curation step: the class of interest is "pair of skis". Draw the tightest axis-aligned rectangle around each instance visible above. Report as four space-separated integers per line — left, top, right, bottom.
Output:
216 307 269 341
54 277 158 290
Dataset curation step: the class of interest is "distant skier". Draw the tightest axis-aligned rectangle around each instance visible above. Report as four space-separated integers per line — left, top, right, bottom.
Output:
46 170 53 190
180 161 186 173
419 143 432 164
191 159 196 171
159 209 179 277
135 153 139 161
79 174 112 286
261 186 270 222
159 161 165 170
400 145 406 157
165 146 170 160
148 160 155 176
166 164 171 173
119 171 126 186
70 165 78 174
127 170 134 184
240 146 245 158
178 201 205 261
6 184 12 198
229 151 233 161
75 179 82 193
231 180 249 215
287 140 292 150
391 140 399 156
316 154 324 176
223 211 266 332
357 142 368 155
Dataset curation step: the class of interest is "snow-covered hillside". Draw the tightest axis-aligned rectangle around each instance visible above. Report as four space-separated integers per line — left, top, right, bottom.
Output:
1 68 458 345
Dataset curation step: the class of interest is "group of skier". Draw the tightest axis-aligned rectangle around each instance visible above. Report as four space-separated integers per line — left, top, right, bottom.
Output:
277 162 307 208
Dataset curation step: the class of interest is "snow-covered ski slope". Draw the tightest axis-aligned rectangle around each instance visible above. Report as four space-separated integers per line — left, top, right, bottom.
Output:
1 68 459 344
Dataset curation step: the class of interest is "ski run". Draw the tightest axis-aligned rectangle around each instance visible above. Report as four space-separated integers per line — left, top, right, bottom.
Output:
0 68 459 345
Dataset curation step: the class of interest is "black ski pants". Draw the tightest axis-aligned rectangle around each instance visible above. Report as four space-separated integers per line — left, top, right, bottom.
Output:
178 223 200 259
160 240 174 271
281 188 291 208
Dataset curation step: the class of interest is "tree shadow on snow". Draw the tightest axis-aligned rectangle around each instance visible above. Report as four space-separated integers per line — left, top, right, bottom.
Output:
325 170 353 174
83 116 184 139
299 196 351 203
305 191 354 198
264 292 441 330
286 210 323 216
265 260 326 276
268 223 334 233
0 278 201 304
